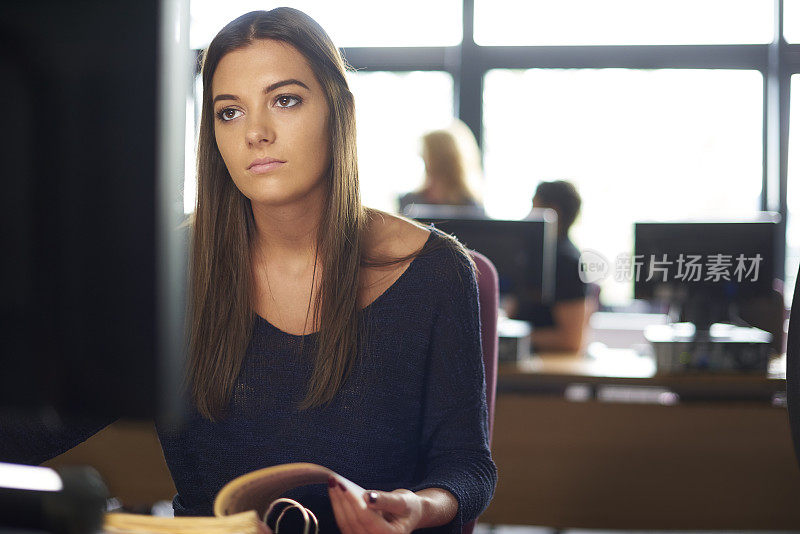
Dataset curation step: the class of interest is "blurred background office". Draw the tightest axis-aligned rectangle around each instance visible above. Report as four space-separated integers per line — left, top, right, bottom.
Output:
8 0 800 532
185 0 799 317
184 2 800 530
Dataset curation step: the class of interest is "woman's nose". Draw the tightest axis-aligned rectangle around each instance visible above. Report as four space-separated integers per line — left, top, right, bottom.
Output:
245 114 276 146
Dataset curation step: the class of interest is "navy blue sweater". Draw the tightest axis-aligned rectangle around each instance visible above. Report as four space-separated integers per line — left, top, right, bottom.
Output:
0 227 497 533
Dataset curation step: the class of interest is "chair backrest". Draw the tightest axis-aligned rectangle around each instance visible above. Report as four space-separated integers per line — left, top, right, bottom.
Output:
463 250 499 534
587 281 602 315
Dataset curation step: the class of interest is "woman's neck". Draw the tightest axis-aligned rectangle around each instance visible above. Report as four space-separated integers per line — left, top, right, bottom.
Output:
250 193 324 270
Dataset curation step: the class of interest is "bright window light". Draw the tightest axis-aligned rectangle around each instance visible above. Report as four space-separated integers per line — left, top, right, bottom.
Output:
785 0 800 43
347 71 455 213
190 0 462 50
483 68 764 305
475 0 773 46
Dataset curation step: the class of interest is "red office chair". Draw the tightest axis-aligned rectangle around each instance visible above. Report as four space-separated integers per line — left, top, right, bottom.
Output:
464 251 499 534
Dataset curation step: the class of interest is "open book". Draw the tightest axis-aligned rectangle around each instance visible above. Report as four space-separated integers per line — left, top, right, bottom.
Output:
103 462 365 533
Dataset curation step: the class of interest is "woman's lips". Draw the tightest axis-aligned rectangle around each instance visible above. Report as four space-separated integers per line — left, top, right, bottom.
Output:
248 161 285 174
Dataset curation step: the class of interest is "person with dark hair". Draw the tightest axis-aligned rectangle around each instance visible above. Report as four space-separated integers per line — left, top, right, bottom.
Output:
0 8 496 533
533 181 582 236
515 180 591 352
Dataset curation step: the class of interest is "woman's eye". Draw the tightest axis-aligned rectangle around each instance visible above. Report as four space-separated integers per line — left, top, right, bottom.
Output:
275 95 301 108
216 108 242 121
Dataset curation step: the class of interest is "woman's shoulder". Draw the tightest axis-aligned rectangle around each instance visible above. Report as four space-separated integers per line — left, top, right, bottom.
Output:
359 210 432 308
364 209 432 260
360 211 476 318
364 209 472 266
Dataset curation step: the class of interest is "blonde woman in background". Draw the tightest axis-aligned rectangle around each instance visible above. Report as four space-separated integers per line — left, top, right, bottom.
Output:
398 120 484 215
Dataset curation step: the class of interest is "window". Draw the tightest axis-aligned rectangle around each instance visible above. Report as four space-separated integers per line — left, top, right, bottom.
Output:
475 0 773 46
190 0 462 49
183 0 792 312
786 0 800 43
483 68 764 305
347 71 455 213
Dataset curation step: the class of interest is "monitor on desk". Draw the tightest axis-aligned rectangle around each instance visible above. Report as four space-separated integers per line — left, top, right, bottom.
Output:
409 208 558 307
633 216 779 330
0 0 191 423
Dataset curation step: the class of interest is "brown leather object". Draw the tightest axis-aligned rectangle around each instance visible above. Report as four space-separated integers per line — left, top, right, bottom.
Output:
213 463 363 519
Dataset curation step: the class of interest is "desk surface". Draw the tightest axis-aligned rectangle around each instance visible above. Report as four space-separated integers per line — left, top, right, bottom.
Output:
499 349 786 401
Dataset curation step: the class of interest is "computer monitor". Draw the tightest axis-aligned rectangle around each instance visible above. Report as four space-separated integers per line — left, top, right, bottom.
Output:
633 216 779 329
410 209 558 307
0 0 191 423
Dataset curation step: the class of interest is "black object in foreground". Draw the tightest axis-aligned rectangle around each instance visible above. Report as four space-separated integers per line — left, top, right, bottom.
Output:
786 264 800 468
0 463 108 534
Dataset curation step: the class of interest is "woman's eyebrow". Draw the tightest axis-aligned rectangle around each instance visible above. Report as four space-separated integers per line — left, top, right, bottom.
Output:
212 79 310 104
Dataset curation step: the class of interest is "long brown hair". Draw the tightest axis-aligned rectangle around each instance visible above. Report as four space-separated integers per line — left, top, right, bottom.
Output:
186 7 470 421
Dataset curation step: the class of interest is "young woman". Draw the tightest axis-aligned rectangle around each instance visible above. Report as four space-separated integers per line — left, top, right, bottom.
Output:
177 8 496 532
0 8 496 533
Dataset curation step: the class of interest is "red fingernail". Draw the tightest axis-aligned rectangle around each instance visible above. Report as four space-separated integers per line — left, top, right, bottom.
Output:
328 477 336 488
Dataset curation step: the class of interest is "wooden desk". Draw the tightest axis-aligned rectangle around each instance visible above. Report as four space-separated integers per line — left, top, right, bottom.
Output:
481 351 800 529
502 349 786 401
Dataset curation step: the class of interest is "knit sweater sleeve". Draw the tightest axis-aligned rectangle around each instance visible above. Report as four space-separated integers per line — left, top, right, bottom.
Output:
409 245 498 532
0 408 116 466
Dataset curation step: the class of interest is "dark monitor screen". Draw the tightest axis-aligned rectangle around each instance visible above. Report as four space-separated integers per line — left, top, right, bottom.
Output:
633 218 778 305
411 211 558 305
0 0 190 423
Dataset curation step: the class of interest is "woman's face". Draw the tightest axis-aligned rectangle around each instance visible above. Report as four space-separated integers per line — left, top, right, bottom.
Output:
211 39 330 207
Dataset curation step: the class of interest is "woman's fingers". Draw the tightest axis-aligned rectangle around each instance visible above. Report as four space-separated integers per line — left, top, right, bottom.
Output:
329 477 369 534
329 477 358 533
339 480 390 533
362 490 411 518
329 476 389 534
